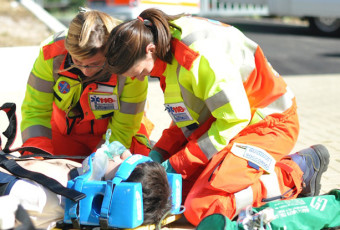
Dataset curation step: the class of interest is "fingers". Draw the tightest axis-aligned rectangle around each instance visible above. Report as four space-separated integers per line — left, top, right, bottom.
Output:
121 150 132 160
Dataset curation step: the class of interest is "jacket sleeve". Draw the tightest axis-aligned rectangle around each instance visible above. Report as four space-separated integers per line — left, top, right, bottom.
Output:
107 77 148 149
20 37 55 153
169 38 254 178
21 136 54 155
153 123 187 160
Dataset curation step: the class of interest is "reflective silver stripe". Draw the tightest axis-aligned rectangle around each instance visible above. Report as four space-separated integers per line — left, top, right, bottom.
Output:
176 63 206 115
181 30 227 113
53 55 65 82
176 63 181 76
117 75 126 96
233 186 253 218
176 64 211 123
177 64 211 121
22 125 52 142
181 30 211 46
53 30 66 41
180 106 212 138
96 84 114 93
260 172 281 199
197 106 211 123
180 84 206 114
180 126 194 139
28 73 54 93
197 133 218 159
205 90 230 112
177 63 213 138
120 100 146 115
258 87 294 117
118 74 143 115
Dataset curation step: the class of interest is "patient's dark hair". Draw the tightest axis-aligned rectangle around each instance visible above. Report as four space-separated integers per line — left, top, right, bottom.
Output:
127 161 172 228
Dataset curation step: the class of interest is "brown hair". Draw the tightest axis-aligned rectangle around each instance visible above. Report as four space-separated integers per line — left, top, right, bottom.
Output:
105 8 185 75
65 8 121 60
127 161 172 228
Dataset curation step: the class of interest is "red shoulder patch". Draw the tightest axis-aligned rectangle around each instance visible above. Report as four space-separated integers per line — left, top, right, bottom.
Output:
43 39 67 60
171 38 199 71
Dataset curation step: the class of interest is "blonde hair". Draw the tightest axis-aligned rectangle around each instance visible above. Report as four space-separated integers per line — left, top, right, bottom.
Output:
65 8 121 60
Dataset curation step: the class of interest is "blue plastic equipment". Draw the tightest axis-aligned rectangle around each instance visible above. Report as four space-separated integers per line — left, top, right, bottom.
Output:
63 154 183 229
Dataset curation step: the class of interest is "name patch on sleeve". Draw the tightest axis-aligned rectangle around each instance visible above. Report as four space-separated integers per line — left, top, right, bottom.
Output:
165 102 193 123
90 94 118 111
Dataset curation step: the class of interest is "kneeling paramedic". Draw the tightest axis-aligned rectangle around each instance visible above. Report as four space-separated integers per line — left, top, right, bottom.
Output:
20 8 153 158
104 8 331 226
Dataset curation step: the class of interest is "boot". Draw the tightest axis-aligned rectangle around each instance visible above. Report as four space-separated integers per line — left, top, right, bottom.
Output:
290 144 330 197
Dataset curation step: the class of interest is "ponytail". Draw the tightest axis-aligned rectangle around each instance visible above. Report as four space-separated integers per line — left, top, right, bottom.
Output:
139 9 184 63
105 8 185 75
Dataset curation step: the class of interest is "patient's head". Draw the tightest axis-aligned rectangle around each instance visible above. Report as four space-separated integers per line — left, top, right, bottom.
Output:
127 161 172 226
105 153 172 227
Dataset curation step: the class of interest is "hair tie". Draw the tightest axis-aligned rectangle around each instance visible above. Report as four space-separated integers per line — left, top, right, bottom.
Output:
137 16 153 27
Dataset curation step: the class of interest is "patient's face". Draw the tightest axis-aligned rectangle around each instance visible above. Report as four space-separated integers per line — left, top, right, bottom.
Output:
104 150 132 180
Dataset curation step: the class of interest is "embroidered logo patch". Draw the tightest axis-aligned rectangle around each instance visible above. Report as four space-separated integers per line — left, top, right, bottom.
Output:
58 81 70 94
90 94 117 110
165 103 193 123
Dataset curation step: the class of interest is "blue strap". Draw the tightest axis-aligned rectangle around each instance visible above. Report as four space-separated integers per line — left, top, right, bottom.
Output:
0 171 19 195
100 181 115 229
100 180 114 220
69 178 85 220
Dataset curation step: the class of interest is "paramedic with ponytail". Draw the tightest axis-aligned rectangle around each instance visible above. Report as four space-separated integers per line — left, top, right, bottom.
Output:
105 8 330 226
20 8 153 158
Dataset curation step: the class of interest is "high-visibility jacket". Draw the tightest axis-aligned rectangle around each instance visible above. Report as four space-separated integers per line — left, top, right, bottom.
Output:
21 30 150 155
150 16 300 225
151 16 296 177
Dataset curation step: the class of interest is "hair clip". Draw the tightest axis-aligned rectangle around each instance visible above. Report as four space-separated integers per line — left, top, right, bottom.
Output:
79 7 91 13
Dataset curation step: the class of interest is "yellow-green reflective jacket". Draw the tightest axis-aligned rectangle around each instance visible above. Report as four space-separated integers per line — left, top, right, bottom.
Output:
151 16 295 160
21 30 148 148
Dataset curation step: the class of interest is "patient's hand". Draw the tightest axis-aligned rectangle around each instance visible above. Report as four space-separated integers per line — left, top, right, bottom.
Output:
104 150 132 180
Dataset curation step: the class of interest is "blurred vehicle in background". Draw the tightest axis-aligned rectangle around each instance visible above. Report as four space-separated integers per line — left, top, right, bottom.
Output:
87 0 200 21
268 0 340 34
33 0 340 35
268 0 340 35
199 0 340 35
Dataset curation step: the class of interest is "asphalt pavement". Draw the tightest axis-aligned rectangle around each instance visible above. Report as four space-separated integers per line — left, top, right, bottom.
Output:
0 46 339 229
